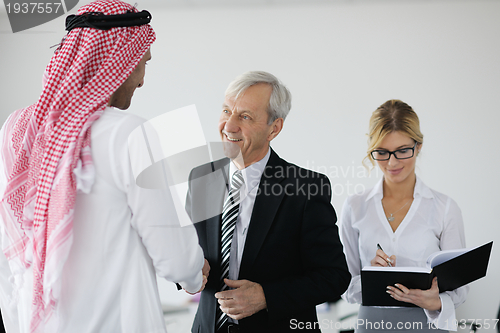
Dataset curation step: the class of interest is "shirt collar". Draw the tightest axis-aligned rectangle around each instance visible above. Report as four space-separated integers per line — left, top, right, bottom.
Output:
229 148 271 193
365 177 384 201
414 176 434 199
365 175 434 202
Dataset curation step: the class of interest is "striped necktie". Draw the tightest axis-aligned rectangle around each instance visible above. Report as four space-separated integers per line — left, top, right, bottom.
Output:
216 170 244 331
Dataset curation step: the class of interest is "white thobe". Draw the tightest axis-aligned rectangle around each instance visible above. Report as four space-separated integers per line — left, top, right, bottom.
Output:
0 108 204 333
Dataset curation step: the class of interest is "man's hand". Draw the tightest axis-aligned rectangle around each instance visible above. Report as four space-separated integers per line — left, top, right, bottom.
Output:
386 277 442 311
184 259 210 295
215 279 267 320
202 258 210 280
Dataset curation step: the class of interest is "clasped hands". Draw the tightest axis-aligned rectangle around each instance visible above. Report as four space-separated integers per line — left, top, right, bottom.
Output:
371 249 442 311
215 279 267 320
184 259 211 295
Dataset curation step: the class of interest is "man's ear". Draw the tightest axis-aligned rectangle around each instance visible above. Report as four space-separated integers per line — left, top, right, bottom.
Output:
267 118 283 142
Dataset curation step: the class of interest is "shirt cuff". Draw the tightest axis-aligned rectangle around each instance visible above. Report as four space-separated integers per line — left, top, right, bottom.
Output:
341 275 362 304
424 293 458 331
178 271 203 294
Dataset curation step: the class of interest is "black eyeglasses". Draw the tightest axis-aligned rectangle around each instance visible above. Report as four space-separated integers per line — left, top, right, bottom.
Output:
370 142 418 161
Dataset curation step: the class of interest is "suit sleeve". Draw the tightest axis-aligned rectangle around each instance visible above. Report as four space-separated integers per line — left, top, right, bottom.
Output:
260 174 351 321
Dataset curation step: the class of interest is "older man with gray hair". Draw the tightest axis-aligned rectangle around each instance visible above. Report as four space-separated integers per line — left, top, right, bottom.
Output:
186 71 350 333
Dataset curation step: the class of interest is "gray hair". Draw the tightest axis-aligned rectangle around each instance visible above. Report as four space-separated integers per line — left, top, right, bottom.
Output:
225 71 292 124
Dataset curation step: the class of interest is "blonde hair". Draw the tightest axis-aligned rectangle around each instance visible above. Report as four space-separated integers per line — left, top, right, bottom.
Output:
364 99 424 168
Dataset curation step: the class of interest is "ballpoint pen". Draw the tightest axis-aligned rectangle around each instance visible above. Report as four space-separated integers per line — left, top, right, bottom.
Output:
376 243 393 267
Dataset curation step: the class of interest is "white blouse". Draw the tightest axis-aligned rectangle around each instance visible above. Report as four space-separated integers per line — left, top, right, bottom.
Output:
340 176 468 331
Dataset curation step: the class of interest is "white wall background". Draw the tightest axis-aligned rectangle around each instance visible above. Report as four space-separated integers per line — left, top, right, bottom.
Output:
1 0 499 330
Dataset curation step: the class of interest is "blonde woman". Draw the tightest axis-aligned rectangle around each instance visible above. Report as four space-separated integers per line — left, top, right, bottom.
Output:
340 100 468 332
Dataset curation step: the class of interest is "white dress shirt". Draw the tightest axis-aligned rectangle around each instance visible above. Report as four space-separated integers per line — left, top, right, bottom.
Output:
227 148 270 281
0 108 204 333
225 148 270 324
340 176 468 331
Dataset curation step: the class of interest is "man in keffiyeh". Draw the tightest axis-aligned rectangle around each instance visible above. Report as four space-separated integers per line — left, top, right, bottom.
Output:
0 1 206 332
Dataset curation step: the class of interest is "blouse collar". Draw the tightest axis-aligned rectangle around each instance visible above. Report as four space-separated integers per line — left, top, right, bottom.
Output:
365 175 434 202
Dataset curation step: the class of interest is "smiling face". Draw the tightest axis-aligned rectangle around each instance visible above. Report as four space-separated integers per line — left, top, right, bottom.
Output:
375 131 421 186
218 83 283 169
109 48 151 110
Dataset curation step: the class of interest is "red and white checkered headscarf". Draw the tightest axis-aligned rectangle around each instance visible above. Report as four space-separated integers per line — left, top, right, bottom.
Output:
0 1 155 331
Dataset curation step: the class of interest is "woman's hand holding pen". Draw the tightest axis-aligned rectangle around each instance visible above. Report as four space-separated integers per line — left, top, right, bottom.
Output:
386 277 442 311
374 243 442 311
369 243 440 310
371 248 396 267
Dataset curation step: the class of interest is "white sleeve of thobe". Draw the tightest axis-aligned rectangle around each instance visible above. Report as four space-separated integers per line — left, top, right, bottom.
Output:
112 114 204 293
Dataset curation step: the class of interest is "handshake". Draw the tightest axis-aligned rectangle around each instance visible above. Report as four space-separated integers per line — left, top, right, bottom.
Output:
183 259 211 295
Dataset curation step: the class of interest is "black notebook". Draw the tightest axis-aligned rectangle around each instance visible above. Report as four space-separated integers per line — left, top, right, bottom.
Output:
361 241 493 307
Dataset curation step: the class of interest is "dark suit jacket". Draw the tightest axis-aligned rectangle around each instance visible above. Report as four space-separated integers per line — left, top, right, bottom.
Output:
187 149 350 333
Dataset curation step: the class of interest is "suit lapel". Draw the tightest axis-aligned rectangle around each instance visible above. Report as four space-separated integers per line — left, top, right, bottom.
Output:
239 149 287 279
